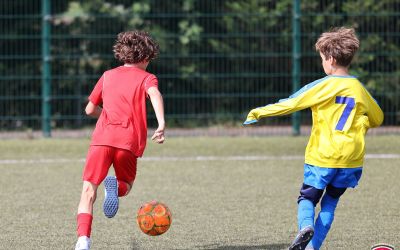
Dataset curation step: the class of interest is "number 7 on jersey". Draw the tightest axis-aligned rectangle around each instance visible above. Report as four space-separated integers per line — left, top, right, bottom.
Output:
335 96 355 131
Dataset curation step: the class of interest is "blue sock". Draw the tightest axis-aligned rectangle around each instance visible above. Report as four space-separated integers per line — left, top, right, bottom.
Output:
312 194 340 249
297 199 315 230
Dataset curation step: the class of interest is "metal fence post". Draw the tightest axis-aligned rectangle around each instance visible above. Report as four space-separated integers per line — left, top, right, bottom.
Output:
292 0 301 135
41 0 51 137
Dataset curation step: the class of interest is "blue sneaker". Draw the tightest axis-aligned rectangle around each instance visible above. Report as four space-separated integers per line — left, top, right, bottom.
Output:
103 176 119 218
289 226 314 250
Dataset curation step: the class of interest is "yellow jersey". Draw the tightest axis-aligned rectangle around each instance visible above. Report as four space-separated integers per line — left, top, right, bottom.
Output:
244 75 384 168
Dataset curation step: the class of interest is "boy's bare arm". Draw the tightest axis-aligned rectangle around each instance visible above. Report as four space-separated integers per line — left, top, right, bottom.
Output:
85 101 102 118
147 87 165 144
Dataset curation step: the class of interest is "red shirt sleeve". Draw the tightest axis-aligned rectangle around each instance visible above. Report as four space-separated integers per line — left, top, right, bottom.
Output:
144 74 158 91
88 74 104 105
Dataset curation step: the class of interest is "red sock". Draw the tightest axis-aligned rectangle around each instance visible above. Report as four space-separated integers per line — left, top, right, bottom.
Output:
77 213 93 237
118 180 129 197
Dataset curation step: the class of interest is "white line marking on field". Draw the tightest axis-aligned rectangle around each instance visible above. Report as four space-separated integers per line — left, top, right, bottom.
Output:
0 158 85 164
365 154 400 159
141 155 305 161
0 154 399 165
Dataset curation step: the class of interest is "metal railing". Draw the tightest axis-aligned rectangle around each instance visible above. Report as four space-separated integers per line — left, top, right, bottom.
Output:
0 0 399 136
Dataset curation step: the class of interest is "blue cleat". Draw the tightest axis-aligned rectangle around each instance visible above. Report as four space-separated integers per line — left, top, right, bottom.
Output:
289 226 314 250
103 176 119 218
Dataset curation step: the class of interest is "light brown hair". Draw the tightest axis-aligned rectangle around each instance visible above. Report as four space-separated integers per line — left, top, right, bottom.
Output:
315 27 360 67
113 30 159 64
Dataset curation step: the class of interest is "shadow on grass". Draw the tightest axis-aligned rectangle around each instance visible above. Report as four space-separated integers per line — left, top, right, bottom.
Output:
194 243 288 250
130 239 142 250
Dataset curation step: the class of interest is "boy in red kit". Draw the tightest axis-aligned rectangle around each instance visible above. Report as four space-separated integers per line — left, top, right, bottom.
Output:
75 31 165 250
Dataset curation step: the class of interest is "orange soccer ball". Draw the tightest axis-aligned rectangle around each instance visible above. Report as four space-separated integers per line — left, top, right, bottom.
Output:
136 200 172 236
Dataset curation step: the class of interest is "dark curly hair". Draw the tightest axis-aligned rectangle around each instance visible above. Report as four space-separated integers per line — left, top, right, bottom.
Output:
113 30 159 64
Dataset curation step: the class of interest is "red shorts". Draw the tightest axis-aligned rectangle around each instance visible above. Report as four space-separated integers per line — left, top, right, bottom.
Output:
83 146 137 185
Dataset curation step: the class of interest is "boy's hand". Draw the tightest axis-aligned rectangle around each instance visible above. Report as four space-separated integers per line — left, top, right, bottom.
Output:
148 87 166 142
151 126 165 144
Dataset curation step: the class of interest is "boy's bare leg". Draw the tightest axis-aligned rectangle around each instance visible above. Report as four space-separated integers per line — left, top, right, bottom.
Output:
78 181 98 214
76 181 98 250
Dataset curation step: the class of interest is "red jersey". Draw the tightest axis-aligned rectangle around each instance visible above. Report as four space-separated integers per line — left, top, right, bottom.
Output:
88 66 158 157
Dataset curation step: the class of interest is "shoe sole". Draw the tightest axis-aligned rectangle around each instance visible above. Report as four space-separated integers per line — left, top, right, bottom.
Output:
103 176 119 218
289 227 314 250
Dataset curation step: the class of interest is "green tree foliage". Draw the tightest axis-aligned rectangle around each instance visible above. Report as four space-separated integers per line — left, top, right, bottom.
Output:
1 0 399 129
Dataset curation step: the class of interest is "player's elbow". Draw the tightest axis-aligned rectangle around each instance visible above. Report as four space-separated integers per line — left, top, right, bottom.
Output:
371 115 384 128
369 110 384 128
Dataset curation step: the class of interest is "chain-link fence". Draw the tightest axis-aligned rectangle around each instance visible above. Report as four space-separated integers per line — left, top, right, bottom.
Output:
1 0 399 136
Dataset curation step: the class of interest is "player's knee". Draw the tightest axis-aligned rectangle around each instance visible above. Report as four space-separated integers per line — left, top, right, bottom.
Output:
116 180 132 197
326 184 346 199
298 183 324 206
126 183 132 194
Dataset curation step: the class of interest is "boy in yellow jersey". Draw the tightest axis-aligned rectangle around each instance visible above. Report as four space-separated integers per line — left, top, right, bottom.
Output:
244 27 383 250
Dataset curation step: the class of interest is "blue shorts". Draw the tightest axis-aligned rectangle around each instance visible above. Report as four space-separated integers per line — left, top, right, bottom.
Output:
303 163 363 189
